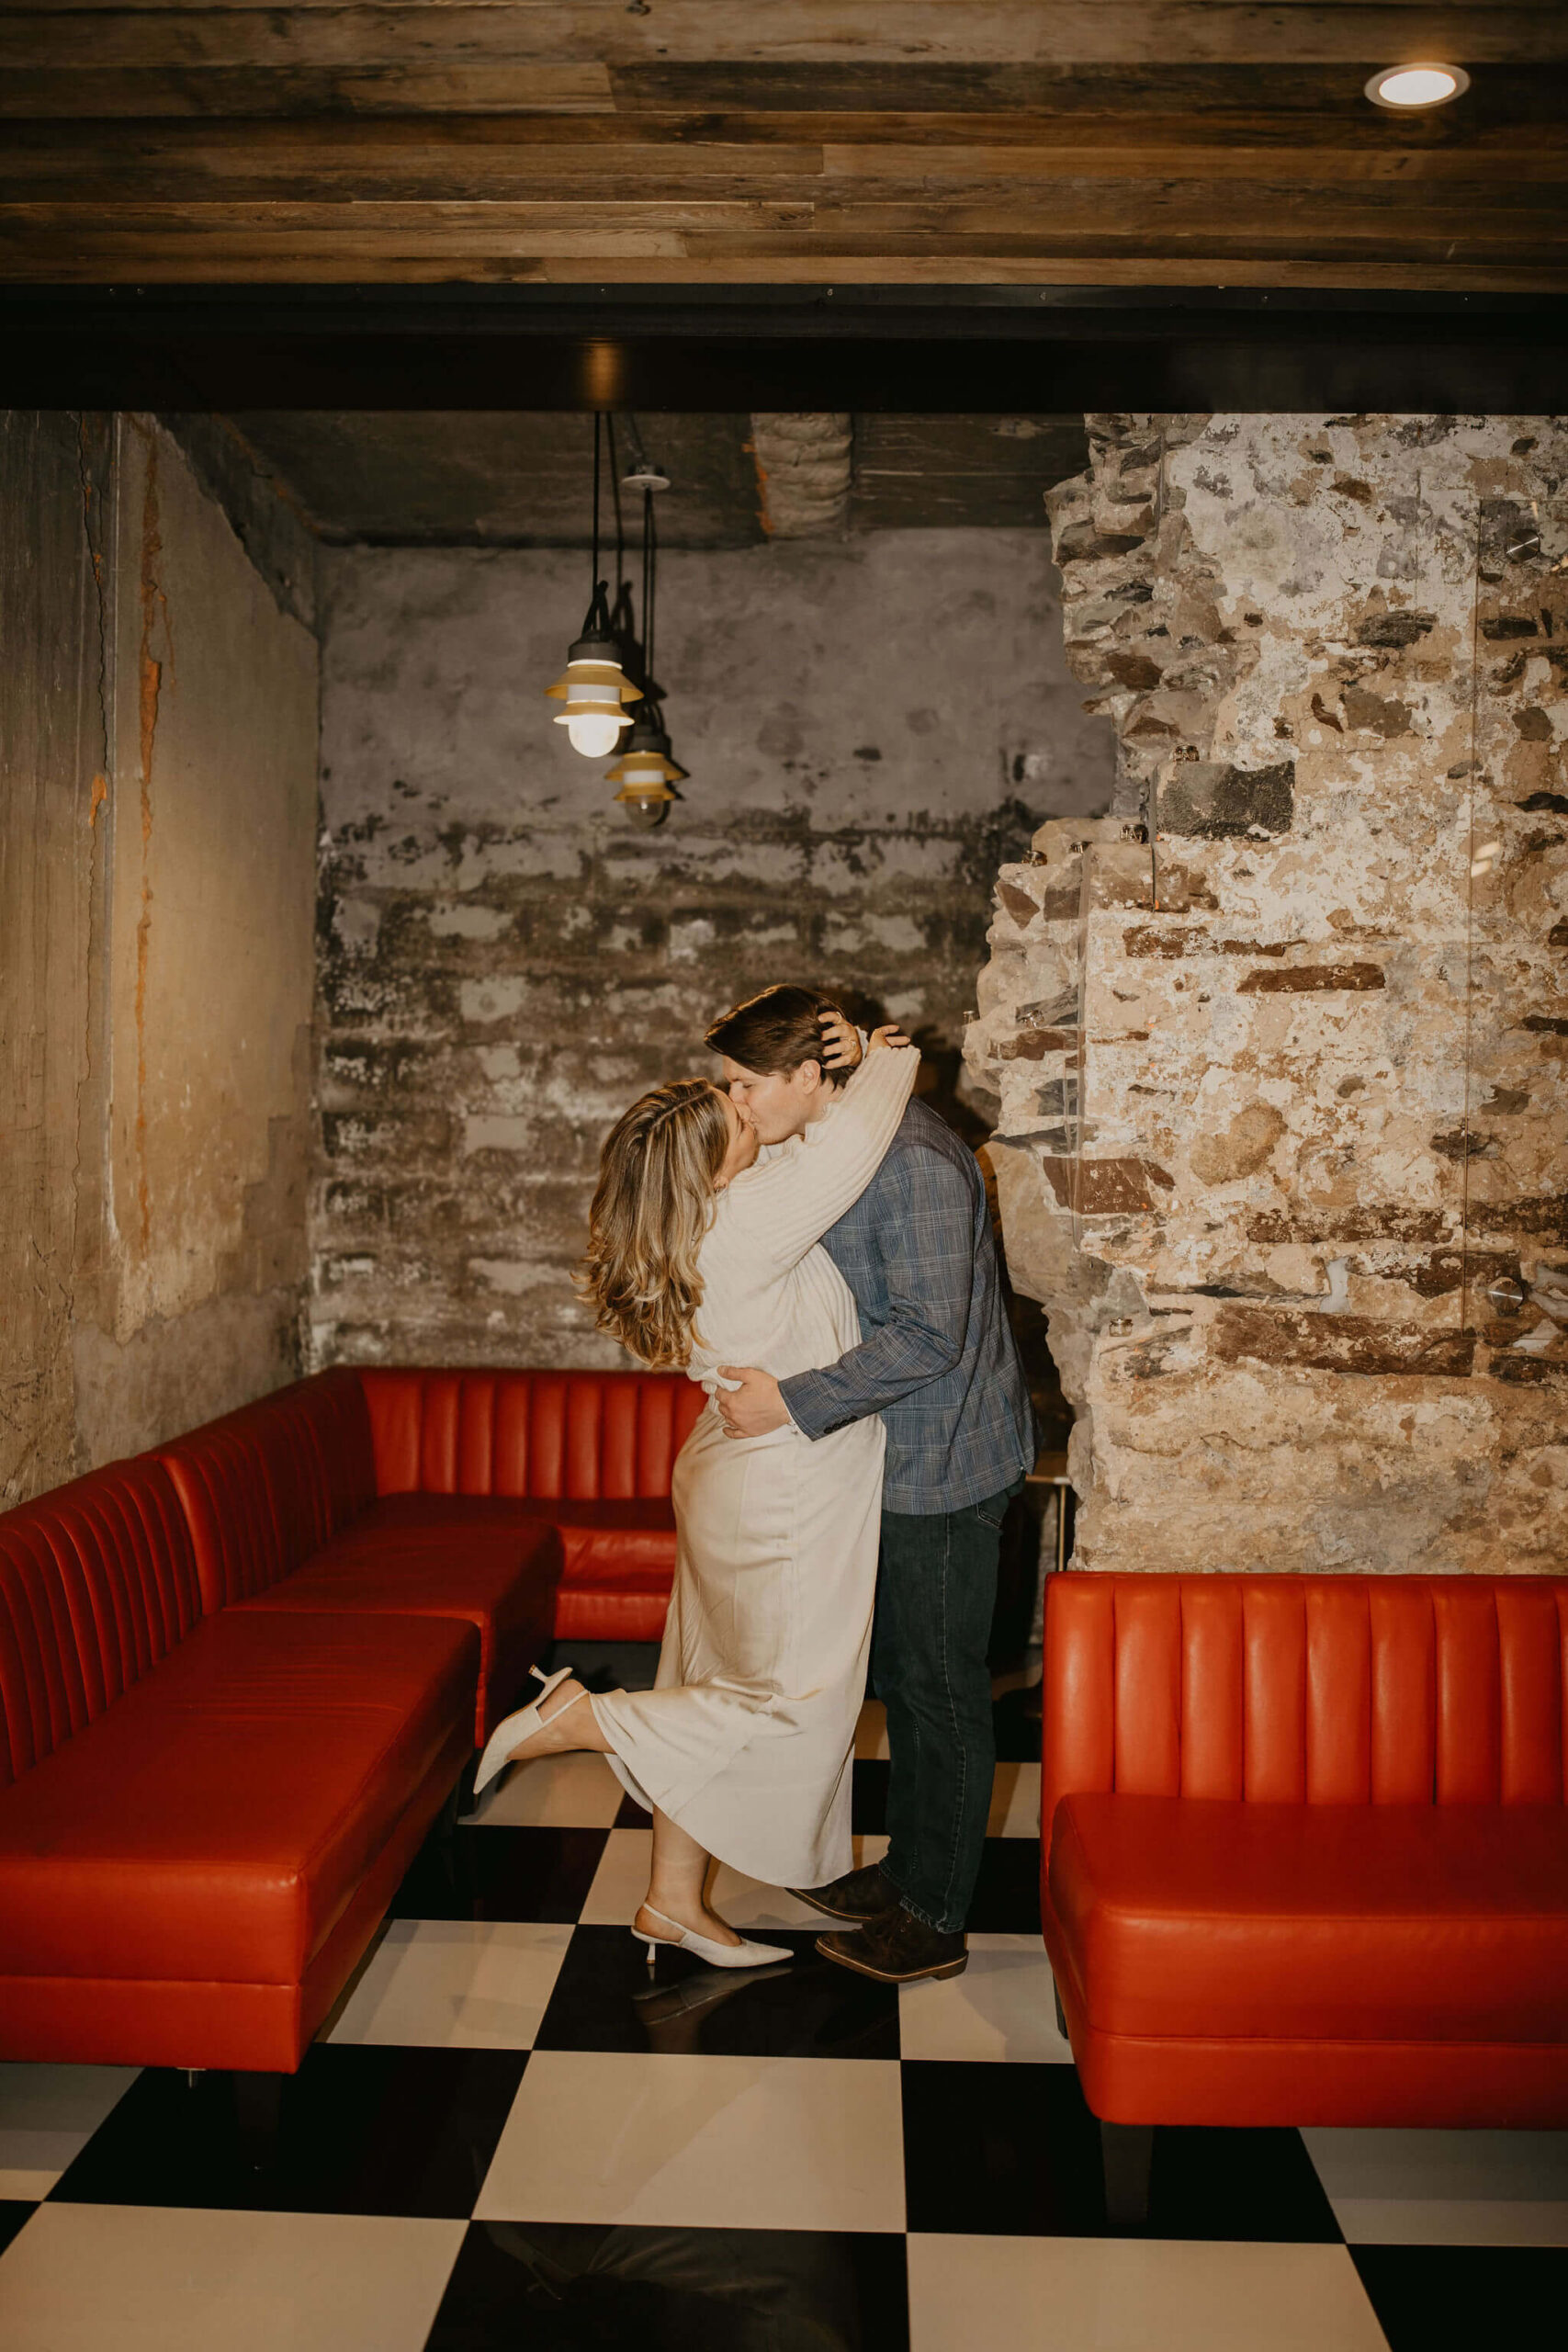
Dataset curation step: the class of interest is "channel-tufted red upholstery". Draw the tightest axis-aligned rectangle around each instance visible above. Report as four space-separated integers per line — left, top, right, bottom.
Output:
154 1365 705 1736
0 1455 477 2071
355 1366 703 1636
158 1371 561 1744
235 1505 560 1745
1042 1572 1568 2130
0 1455 203 1787
1043 1573 1568 1830
159 1364 701 1671
156 1368 376 1611
0 1363 706 2075
357 1366 703 1502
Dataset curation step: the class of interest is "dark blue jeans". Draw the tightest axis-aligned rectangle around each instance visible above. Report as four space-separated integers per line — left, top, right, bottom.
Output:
872 1479 1021 1934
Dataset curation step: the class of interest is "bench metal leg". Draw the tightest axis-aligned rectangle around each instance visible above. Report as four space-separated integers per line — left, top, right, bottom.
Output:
435 1755 479 1842
1100 2120 1154 2228
232 2070 285 2172
435 1777 463 1842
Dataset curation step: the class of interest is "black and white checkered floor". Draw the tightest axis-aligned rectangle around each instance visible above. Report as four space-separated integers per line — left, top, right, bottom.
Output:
2 1694 1565 2349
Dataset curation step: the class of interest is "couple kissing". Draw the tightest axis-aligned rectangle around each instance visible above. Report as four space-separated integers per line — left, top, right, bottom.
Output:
474 983 1035 1986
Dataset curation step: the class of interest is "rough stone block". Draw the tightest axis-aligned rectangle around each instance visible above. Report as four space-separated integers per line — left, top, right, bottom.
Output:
1212 1306 1477 1380
1039 1156 1173 1215
1237 962 1386 994
1157 759 1295 839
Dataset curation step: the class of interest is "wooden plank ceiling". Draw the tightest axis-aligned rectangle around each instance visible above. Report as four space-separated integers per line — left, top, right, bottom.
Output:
1 4 1564 289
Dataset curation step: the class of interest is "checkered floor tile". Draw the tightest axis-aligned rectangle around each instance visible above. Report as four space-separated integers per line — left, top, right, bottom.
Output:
2 1692 1564 2348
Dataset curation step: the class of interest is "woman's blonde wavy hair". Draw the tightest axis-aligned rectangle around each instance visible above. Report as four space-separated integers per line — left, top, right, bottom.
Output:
580 1077 731 1368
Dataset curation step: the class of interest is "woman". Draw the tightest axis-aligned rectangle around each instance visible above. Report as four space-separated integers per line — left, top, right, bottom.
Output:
474 1022 919 1968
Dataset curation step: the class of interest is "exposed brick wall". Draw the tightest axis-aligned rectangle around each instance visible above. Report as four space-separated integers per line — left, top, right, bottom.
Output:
966 413 1568 1575
310 528 1113 1369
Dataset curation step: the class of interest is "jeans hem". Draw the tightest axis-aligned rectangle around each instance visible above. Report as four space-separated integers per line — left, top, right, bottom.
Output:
897 1893 965 1936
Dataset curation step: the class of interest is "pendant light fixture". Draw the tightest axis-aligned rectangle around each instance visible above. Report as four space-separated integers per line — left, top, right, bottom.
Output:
609 704 684 828
546 413 641 758
606 447 685 828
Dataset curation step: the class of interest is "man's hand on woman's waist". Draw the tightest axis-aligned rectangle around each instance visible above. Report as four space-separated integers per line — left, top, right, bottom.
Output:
716 1366 794 1438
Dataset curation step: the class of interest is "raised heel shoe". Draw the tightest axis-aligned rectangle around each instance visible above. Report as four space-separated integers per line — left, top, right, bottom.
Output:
633 1905 792 1972
473 1666 589 1795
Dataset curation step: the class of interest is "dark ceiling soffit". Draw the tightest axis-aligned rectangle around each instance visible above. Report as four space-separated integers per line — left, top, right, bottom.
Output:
3 286 1563 413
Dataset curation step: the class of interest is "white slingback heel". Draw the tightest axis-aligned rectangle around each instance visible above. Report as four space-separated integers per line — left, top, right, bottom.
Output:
633 1905 792 1972
473 1666 590 1795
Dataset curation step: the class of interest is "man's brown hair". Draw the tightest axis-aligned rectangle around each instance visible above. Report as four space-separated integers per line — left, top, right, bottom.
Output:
705 984 850 1090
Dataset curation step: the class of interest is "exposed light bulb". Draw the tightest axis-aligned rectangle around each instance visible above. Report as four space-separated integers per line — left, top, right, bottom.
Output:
1365 62 1468 109
607 705 683 826
562 711 628 759
1379 66 1458 103
545 587 640 758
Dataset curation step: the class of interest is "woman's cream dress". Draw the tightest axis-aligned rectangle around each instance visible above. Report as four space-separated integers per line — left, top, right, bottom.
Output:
590 1043 919 1888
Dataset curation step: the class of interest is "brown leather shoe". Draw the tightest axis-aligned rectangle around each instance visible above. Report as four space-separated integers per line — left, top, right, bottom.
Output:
817 1905 968 1984
786 1862 902 1925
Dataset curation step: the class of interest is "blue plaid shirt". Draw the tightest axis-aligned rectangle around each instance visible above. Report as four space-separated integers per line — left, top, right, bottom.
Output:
778 1099 1036 1514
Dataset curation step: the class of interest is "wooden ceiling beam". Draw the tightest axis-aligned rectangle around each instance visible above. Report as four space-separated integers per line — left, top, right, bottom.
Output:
6 209 1562 268
6 105 1567 149
8 154 1565 208
6 109 1565 149
5 6 1563 70
7 65 1567 119
0 68 617 116
9 136 1568 206
8 187 1561 229
6 260 1556 295
0 254 1555 298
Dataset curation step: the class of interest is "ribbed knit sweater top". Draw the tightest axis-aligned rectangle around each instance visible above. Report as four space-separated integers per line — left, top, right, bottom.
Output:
685 1042 919 1395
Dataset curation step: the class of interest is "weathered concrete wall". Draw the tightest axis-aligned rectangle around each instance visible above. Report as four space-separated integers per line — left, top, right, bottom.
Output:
312 528 1113 1367
966 413 1568 1576
1 412 319 1501
1 413 109 1501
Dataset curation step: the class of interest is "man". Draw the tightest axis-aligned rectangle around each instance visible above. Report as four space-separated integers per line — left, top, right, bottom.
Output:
704 983 1035 1985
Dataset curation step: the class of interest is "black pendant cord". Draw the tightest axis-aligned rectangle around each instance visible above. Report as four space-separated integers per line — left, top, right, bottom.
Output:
607 413 626 598
590 410 602 600
640 486 657 695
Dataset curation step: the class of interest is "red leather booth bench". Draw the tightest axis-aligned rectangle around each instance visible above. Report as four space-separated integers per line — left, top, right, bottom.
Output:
0 1365 700 2078
1042 1571 1568 2220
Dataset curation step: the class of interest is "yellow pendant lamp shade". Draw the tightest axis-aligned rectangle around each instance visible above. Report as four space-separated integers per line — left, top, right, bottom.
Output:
546 583 641 760
606 706 685 829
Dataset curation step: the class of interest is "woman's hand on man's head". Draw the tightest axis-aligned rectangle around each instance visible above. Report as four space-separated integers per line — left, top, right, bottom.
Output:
818 1010 862 1070
818 1012 911 1069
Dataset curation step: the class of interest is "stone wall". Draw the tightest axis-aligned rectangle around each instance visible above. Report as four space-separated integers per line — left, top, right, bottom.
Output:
966 413 1568 1577
311 527 1113 1368
0 412 319 1502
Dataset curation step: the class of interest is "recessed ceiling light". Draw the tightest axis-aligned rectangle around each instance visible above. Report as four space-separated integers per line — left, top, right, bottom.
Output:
1365 62 1470 110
